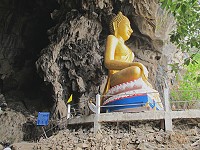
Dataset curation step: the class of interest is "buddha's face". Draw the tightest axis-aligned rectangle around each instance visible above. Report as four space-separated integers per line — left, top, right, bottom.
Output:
117 19 133 41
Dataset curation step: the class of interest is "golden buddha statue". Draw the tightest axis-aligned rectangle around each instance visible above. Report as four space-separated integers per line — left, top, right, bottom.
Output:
104 12 151 93
102 12 163 112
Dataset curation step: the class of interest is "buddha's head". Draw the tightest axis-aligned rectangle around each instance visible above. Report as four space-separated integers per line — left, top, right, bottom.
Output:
110 12 133 41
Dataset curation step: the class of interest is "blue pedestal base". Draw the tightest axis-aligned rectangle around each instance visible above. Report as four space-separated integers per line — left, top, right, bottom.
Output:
102 94 163 112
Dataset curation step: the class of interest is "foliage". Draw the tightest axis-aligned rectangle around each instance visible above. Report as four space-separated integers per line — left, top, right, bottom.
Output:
159 1 200 104
170 53 200 108
159 0 200 52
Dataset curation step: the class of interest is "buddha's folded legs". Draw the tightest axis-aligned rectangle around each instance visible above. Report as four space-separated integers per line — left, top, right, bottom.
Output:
110 66 142 87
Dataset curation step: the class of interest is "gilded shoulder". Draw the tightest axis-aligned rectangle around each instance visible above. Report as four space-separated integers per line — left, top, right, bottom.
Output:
107 35 118 41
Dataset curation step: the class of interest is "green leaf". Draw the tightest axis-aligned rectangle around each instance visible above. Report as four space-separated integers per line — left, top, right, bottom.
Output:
184 58 190 66
162 0 168 8
167 0 172 6
197 76 200 83
191 59 198 65
191 0 198 5
181 4 187 13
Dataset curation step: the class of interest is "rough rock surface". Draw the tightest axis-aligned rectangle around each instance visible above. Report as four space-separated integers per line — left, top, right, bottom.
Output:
36 11 104 118
0 0 186 144
0 0 59 114
0 0 182 117
0 109 26 144
0 108 68 147
35 0 180 117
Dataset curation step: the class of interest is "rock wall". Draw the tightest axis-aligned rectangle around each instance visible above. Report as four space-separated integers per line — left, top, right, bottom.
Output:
0 0 188 145
0 0 59 112
0 0 184 118
36 0 181 117
36 10 104 117
0 109 27 143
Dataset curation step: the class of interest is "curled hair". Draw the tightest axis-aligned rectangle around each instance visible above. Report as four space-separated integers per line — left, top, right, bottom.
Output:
109 12 129 35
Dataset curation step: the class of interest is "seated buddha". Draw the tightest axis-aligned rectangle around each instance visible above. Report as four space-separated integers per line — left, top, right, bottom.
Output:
102 12 163 112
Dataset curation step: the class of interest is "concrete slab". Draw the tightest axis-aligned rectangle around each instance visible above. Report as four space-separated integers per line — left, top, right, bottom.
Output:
68 114 95 124
68 110 200 125
98 111 165 122
171 109 200 119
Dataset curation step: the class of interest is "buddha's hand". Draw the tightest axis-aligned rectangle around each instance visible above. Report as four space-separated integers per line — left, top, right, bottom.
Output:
131 62 148 79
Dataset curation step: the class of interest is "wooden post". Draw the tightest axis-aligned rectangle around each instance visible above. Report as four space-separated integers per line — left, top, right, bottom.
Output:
164 88 172 131
67 104 71 119
94 94 101 133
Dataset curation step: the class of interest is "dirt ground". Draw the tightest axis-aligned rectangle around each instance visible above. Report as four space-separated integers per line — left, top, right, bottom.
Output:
1 109 200 150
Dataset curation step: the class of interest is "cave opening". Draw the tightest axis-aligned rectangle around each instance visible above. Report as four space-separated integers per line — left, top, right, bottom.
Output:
0 0 59 113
